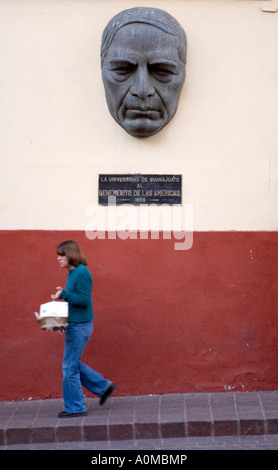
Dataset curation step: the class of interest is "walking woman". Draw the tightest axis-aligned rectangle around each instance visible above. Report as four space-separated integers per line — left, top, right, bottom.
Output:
52 240 116 418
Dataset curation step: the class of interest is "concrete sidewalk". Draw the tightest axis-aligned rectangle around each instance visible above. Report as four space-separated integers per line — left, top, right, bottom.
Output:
1 390 278 447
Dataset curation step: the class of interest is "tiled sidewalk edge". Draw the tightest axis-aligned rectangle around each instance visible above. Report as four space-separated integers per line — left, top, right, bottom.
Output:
1 390 278 446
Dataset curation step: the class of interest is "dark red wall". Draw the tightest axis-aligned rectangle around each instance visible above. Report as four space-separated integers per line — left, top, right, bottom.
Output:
1 230 278 401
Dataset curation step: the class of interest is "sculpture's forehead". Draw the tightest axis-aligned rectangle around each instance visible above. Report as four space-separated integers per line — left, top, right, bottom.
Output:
105 23 180 62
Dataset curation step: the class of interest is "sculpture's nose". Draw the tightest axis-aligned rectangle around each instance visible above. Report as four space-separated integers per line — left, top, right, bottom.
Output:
130 66 155 99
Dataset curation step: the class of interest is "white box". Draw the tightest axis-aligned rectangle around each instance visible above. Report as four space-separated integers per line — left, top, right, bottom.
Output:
39 301 68 318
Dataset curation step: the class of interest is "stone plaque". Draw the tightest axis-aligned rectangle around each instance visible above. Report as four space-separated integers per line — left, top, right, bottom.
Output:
98 174 182 205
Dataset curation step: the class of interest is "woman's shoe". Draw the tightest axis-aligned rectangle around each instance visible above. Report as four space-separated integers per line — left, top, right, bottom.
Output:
58 410 88 418
100 383 116 405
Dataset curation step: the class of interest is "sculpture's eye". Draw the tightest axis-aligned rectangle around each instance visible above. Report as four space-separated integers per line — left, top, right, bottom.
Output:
148 63 178 82
109 61 136 79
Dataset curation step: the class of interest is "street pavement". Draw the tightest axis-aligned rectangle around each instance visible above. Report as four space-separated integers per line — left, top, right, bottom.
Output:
1 390 278 452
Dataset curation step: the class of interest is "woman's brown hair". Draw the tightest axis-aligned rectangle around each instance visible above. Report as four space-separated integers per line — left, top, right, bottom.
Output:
57 240 87 267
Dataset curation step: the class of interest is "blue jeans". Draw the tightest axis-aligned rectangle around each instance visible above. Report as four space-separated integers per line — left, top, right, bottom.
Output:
62 321 112 413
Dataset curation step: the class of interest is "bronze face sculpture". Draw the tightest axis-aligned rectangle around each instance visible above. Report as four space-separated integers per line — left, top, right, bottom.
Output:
101 7 187 138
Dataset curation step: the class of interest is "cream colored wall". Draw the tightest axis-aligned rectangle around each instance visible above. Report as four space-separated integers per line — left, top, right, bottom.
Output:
0 0 277 230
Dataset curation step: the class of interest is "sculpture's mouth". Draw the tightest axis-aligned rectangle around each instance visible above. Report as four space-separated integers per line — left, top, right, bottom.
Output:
117 101 168 137
124 109 161 120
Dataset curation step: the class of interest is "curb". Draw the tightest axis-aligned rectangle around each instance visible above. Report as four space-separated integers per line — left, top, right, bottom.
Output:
1 391 278 446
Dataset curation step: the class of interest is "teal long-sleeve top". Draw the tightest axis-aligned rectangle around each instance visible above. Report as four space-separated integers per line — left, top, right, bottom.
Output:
60 264 94 322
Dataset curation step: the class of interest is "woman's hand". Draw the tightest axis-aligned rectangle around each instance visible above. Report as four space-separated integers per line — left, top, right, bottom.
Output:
51 287 63 300
58 325 66 334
